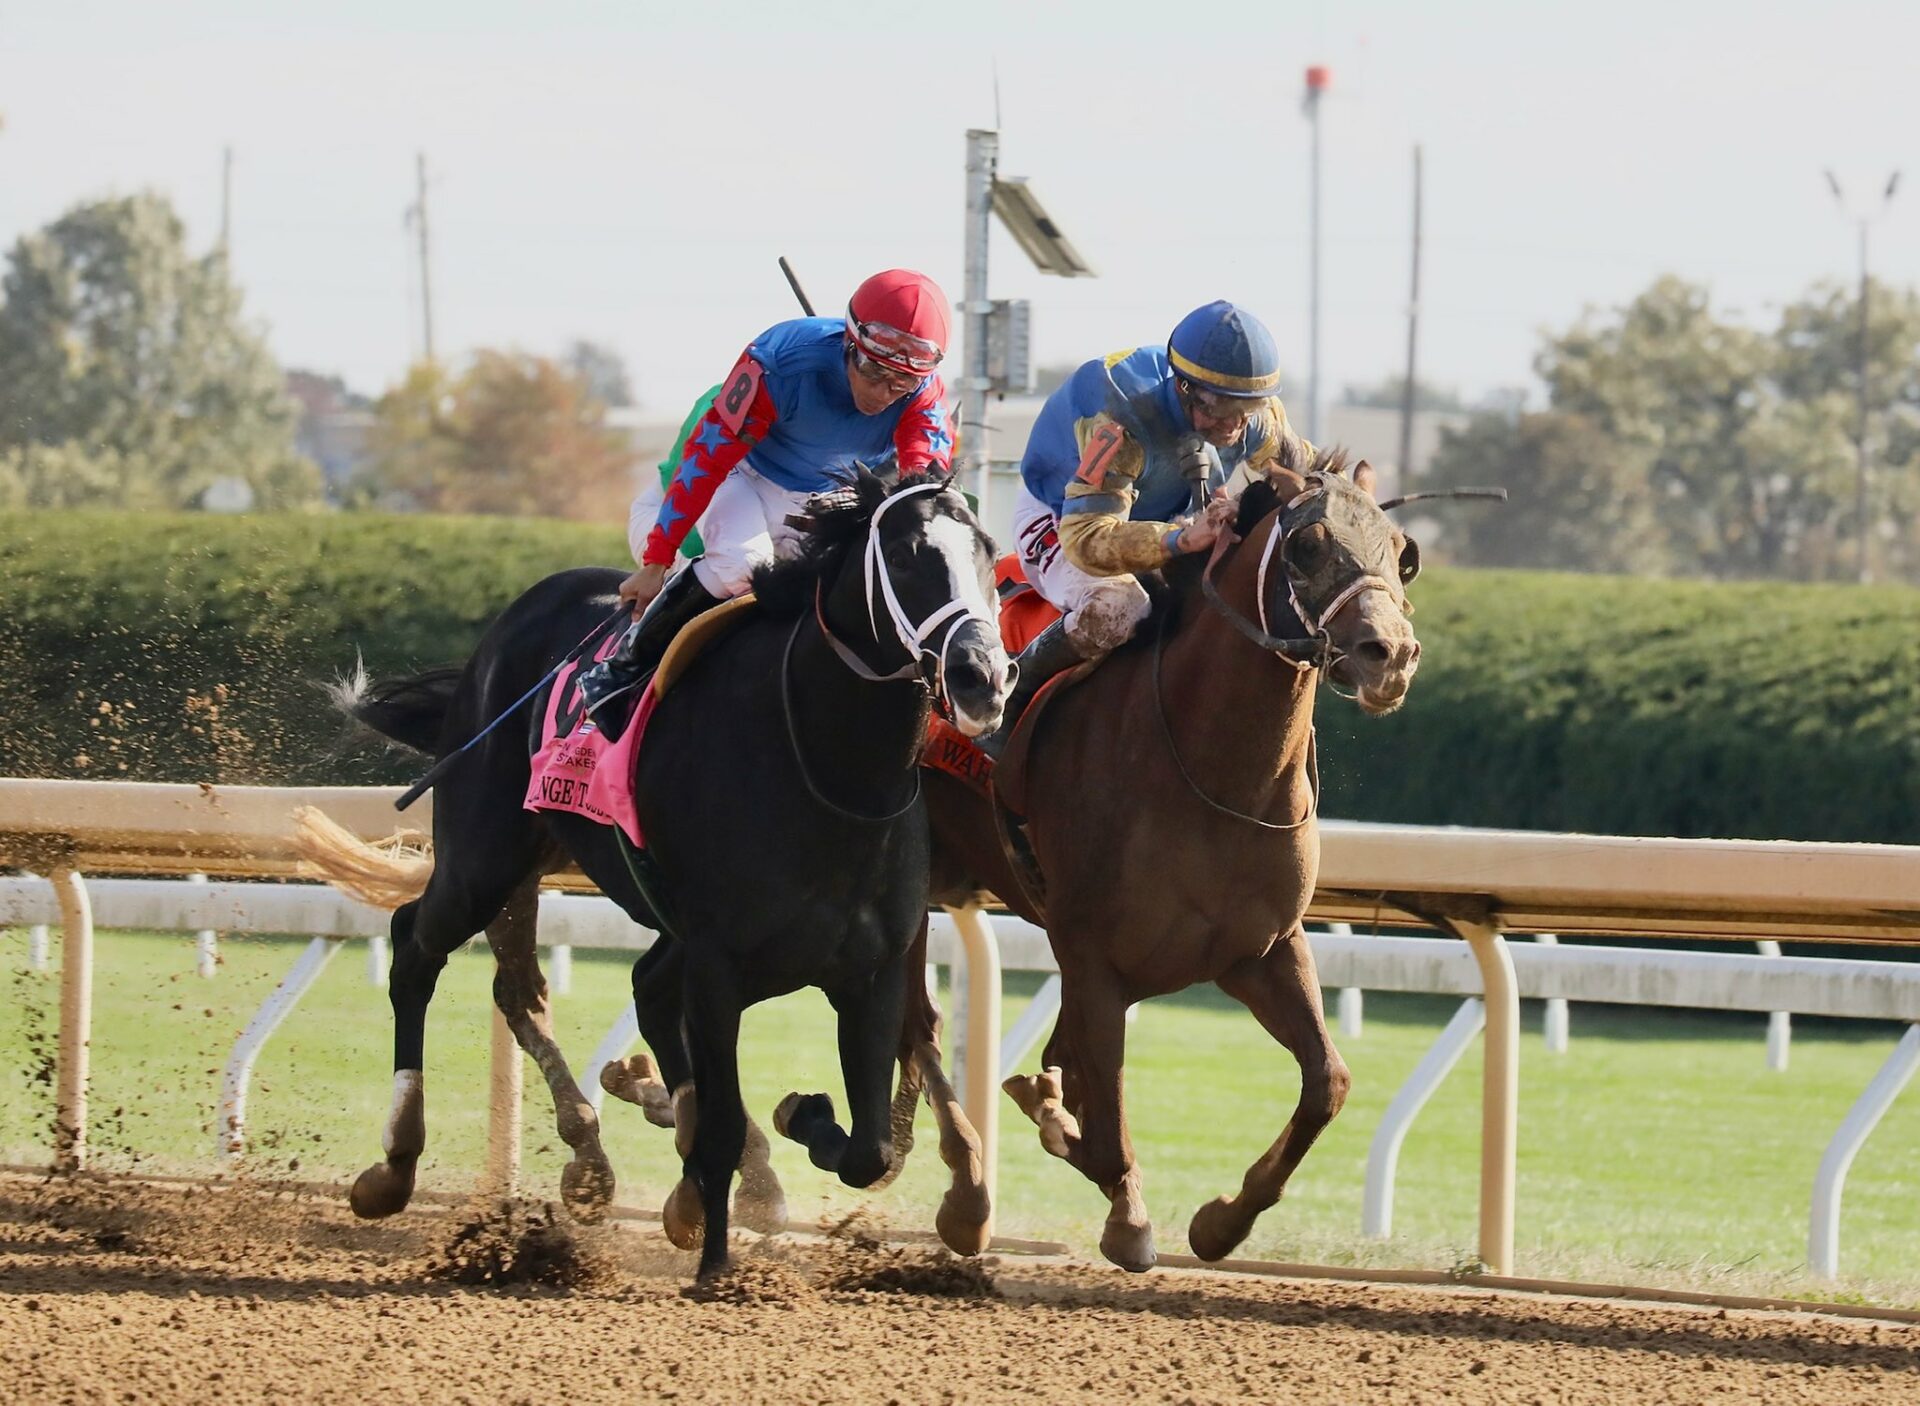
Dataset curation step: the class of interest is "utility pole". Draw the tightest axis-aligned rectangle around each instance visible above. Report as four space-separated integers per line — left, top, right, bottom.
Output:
961 129 999 514
412 152 436 363
1398 144 1424 493
1824 169 1900 584
219 146 233 257
1303 65 1331 444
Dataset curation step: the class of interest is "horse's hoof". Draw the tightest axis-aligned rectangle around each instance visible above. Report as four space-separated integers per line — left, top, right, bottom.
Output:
772 1091 834 1142
733 1187 788 1235
600 1055 676 1128
348 1159 415 1220
560 1153 615 1224
1186 1194 1250 1262
1100 1216 1157 1273
662 1176 704 1250
935 1186 992 1257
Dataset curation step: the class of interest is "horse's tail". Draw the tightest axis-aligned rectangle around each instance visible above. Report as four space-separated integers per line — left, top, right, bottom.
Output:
292 805 433 911
328 656 464 756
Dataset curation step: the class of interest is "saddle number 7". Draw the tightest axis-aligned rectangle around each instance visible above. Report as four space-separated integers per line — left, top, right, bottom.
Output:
717 355 764 433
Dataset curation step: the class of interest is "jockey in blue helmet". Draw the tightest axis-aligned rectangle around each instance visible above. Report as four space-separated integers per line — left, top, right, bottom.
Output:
981 301 1316 755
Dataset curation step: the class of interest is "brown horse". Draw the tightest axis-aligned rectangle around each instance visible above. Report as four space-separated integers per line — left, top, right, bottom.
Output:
925 447 1422 1270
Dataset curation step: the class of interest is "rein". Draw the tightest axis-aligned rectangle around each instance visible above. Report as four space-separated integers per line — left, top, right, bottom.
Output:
1159 473 1398 829
779 609 923 824
1151 607 1319 831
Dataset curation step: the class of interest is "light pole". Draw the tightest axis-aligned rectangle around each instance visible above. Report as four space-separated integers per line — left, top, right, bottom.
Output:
1303 64 1331 444
1824 168 1900 584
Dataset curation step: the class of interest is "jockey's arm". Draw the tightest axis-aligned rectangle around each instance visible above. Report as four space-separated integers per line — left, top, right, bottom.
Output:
639 351 777 568
1056 418 1184 576
891 375 956 477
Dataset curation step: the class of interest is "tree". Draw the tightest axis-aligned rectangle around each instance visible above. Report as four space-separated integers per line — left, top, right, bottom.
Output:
0 192 318 509
357 351 638 520
563 339 635 409
1422 411 1665 574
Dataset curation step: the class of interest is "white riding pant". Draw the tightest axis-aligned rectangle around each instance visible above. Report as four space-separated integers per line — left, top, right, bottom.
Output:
686 462 813 598
1010 482 1151 653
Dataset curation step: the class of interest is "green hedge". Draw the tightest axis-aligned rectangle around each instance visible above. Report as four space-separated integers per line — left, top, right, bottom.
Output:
1314 569 1920 843
2 512 1917 842
0 510 625 786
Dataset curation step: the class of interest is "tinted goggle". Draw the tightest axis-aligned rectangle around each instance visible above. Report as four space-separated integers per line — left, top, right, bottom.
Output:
846 316 944 377
1178 379 1267 422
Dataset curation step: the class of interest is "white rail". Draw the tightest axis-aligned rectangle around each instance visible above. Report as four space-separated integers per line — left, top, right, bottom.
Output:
10 872 1920 1277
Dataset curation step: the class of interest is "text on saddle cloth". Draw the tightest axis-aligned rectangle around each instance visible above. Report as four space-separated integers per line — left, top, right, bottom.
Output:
524 630 651 847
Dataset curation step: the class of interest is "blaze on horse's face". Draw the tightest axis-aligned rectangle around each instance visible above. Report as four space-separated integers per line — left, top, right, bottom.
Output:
871 480 1012 737
1268 466 1422 716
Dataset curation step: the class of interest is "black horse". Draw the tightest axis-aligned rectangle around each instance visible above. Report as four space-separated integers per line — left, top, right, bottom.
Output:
307 471 1010 1278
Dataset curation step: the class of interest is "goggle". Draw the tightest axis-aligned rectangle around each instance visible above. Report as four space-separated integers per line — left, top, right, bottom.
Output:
1179 379 1266 424
850 345 927 395
846 315 944 377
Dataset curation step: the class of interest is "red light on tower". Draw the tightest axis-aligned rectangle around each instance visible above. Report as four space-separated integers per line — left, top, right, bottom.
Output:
1305 64 1332 93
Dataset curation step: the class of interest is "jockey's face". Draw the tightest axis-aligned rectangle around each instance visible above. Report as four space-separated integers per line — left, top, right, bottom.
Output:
847 347 920 415
1179 380 1262 447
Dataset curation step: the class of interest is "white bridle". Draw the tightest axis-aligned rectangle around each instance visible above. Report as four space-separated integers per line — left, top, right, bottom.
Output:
831 480 999 705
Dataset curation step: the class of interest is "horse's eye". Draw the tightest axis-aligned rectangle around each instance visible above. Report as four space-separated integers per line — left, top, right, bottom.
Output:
1287 522 1330 570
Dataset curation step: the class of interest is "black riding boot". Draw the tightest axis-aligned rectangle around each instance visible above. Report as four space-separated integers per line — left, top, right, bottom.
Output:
578 569 723 724
978 618 1091 761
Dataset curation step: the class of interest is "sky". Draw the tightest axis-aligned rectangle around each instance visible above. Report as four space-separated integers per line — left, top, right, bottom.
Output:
4 0 1917 428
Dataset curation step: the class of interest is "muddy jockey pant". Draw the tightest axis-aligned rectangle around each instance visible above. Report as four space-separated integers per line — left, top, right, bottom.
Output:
1011 482 1152 653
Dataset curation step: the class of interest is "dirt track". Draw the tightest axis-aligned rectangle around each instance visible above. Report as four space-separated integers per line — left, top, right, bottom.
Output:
2 1176 1916 1405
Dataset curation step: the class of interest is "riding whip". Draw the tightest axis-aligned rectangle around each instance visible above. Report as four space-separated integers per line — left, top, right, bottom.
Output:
778 256 817 316
392 604 628 812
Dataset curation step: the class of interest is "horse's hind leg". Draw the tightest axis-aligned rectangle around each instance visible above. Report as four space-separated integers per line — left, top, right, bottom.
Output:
352 840 535 1219
484 875 615 1223
1187 927 1350 1262
775 945 913 1191
600 939 687 1127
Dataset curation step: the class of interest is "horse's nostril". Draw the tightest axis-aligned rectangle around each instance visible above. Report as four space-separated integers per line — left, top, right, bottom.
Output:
1406 640 1422 667
1356 639 1392 666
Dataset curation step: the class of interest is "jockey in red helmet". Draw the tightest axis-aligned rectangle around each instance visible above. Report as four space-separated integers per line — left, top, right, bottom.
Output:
580 269 955 723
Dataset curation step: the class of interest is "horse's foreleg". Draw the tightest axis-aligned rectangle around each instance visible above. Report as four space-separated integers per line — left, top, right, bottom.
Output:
910 1039 991 1256
869 912 939 1187
1036 959 1153 1271
1188 929 1350 1262
775 947 911 1190
484 878 614 1223
680 960 747 1280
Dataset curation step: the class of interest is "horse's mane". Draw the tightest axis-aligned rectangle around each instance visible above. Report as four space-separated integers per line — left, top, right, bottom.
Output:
749 468 950 617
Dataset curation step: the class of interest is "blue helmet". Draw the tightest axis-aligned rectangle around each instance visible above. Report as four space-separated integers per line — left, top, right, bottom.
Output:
1167 301 1282 400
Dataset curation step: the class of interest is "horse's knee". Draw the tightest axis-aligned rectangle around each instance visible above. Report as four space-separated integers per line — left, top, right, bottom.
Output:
1303 1057 1352 1127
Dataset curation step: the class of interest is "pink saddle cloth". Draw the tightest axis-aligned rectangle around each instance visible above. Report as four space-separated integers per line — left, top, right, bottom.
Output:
523 631 655 847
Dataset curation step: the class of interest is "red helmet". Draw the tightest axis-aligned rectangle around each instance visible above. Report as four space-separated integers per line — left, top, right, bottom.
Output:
845 269 950 376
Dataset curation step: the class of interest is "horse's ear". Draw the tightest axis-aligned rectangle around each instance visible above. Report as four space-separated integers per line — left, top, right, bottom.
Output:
1352 459 1378 499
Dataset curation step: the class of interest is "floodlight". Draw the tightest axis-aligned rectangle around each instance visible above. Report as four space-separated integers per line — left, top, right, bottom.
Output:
990 178 1095 278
